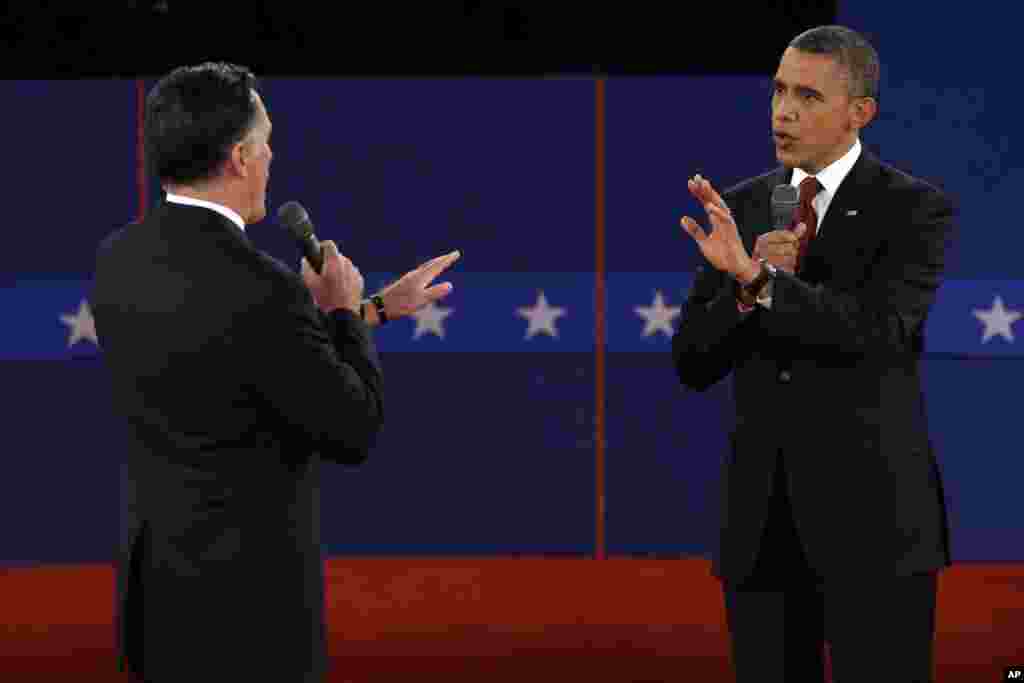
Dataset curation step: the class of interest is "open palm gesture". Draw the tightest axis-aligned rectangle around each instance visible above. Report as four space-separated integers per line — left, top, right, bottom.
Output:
680 175 756 283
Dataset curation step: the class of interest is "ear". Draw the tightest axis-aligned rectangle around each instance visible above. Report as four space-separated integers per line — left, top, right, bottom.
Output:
226 140 249 178
850 96 878 130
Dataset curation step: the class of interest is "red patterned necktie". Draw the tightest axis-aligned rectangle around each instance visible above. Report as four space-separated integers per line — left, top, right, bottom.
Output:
794 176 822 272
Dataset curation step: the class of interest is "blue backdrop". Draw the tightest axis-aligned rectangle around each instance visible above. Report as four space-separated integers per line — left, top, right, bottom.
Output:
2 6 1022 563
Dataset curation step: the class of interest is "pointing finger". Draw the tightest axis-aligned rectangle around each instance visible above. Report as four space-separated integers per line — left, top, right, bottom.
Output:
417 252 447 270
415 252 451 274
421 250 461 281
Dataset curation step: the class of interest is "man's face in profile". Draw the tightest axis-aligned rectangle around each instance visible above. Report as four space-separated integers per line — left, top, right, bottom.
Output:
771 47 862 174
240 91 273 223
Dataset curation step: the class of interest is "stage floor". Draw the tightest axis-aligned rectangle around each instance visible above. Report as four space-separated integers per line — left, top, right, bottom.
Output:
1 558 1021 681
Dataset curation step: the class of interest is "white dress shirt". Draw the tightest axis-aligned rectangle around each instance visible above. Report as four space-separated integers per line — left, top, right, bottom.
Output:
753 137 862 309
164 192 247 232
789 137 862 238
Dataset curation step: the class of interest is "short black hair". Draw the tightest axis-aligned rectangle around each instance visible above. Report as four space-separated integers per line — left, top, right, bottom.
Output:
144 61 260 186
789 25 880 102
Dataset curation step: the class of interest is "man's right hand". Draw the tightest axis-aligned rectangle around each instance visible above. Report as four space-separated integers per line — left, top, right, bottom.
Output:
301 240 363 314
681 175 760 285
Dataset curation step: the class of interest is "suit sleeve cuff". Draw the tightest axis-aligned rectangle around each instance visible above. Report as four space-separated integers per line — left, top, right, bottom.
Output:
326 307 372 345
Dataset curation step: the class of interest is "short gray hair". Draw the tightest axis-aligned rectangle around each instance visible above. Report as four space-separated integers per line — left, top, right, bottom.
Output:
789 25 880 102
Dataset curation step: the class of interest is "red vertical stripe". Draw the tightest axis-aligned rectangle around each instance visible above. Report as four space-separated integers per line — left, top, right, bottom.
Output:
594 78 607 560
136 78 147 221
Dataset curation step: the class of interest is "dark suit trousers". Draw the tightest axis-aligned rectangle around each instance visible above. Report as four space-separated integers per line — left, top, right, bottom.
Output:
722 452 938 682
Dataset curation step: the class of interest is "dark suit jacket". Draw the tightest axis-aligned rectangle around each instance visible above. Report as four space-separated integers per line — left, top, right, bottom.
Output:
91 201 384 682
672 149 955 584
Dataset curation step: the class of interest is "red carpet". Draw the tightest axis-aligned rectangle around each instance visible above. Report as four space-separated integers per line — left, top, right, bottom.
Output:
1 558 1021 681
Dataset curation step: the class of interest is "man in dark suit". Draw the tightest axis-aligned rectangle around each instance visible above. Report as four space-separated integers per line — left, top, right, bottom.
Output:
672 26 954 681
91 62 459 682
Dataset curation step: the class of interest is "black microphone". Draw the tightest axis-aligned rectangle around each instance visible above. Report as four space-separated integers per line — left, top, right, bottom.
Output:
277 201 323 273
770 184 799 230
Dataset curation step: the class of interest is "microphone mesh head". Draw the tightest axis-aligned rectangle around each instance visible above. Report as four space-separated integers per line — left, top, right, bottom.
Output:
770 184 799 230
770 184 798 205
277 201 311 239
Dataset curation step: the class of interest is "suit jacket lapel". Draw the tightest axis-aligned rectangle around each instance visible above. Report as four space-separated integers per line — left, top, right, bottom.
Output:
800 150 882 284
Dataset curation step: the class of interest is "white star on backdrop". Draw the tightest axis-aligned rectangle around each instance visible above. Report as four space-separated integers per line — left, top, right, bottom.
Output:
635 290 681 337
973 295 1021 343
411 301 454 339
59 299 99 348
517 290 566 340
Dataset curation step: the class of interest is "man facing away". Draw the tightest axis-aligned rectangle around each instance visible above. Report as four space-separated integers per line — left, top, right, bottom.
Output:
92 62 458 682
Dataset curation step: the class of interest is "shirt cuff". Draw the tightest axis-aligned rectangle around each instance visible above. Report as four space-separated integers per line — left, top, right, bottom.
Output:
755 279 774 308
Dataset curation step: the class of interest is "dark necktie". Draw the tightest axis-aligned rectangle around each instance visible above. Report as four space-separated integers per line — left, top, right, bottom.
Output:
794 176 822 272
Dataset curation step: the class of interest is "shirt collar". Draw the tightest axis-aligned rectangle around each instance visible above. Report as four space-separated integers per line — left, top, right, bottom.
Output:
164 193 246 232
791 137 862 198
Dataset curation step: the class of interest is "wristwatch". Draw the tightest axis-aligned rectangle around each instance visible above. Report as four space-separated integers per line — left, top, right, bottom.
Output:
736 258 777 307
359 294 389 324
370 294 388 324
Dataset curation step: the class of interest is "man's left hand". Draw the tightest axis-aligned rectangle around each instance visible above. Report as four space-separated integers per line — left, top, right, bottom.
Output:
752 224 806 274
364 250 461 325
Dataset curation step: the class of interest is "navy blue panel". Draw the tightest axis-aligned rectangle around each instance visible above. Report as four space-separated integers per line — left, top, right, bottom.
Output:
0 359 122 565
604 353 730 557
244 78 595 277
603 77 767 557
920 359 1024 560
836 8 1017 280
0 81 136 281
604 76 775 275
320 353 595 554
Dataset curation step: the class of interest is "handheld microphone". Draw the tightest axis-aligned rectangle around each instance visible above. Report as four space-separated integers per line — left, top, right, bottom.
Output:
277 201 323 273
770 184 799 230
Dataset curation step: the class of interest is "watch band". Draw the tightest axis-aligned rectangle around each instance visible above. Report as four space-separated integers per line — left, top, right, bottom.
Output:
371 294 388 324
736 259 772 307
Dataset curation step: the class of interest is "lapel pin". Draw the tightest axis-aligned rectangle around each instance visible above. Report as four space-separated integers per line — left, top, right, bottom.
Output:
846 209 858 216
